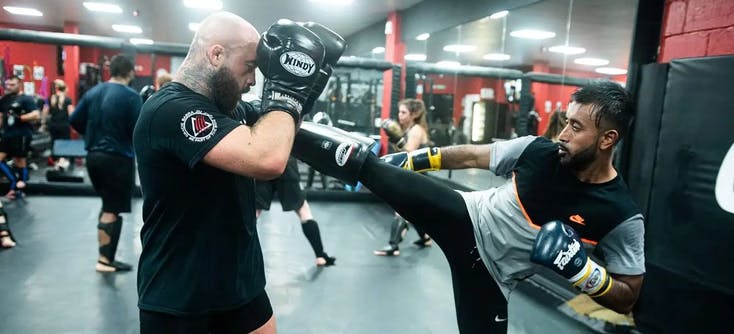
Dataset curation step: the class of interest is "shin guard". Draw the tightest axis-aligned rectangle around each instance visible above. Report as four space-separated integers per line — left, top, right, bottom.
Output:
98 216 123 263
15 166 29 183
292 122 375 186
301 219 325 257
388 217 409 247
0 162 17 190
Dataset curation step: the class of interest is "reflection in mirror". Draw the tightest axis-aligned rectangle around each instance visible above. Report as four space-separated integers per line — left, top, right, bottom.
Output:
310 67 384 138
402 0 637 188
521 0 636 137
403 0 636 143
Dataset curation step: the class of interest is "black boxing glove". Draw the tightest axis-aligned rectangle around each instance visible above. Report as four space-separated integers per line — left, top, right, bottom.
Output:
530 221 614 298
380 118 405 148
299 22 346 114
232 100 262 126
257 19 325 124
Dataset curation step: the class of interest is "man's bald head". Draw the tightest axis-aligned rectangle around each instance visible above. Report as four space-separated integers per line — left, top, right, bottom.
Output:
191 11 259 54
177 11 260 113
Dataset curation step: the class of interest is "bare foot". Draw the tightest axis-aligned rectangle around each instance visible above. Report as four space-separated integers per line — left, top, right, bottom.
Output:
95 259 133 273
1 234 15 248
95 262 117 272
5 190 15 200
315 255 336 266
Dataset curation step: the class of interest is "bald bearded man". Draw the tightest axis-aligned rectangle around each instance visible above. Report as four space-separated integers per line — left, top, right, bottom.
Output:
134 12 326 333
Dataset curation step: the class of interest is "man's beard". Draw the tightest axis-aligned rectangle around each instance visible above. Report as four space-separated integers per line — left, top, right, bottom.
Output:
209 66 246 112
559 142 597 171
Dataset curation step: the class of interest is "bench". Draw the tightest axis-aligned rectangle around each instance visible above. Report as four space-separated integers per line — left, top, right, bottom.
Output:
45 139 87 183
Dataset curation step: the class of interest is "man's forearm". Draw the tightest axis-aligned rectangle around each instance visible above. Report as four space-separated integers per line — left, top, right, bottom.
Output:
593 276 640 314
440 144 490 170
252 111 296 164
21 110 40 122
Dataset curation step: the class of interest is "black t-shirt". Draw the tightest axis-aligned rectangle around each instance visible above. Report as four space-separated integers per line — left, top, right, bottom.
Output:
134 82 262 316
70 82 142 157
512 137 641 242
48 95 73 127
0 93 38 138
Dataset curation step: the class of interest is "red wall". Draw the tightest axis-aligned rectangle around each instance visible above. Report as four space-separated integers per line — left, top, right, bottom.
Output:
0 40 62 98
380 11 406 155
660 0 734 62
1 21 172 102
417 68 624 137
421 74 505 122
1 23 64 98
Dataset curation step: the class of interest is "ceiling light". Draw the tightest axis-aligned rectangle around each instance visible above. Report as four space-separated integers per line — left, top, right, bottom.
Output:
436 60 461 68
574 57 610 66
548 45 586 55
372 47 385 54
416 33 430 41
309 0 353 4
3 6 43 16
130 38 154 45
483 53 511 61
188 23 201 32
405 54 427 61
510 29 556 40
183 0 223 10
595 67 627 75
489 10 509 19
112 24 142 34
83 2 123 13
443 44 477 53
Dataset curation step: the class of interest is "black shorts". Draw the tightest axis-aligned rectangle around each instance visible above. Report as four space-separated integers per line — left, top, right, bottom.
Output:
86 151 134 214
255 158 305 211
139 291 273 334
0 136 32 158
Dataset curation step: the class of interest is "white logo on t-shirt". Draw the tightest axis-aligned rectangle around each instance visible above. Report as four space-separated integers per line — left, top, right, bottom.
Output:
180 110 217 142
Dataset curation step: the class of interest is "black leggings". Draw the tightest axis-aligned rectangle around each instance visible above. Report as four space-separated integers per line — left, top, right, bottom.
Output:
359 155 507 334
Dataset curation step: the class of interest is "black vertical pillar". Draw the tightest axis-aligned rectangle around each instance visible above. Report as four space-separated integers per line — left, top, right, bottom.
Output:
615 0 665 177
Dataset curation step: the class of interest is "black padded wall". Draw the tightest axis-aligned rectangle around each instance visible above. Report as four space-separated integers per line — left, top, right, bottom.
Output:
634 55 734 332
626 63 669 216
646 55 734 292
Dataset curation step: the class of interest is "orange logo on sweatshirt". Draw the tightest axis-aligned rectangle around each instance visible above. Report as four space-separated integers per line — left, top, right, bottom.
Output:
569 214 585 225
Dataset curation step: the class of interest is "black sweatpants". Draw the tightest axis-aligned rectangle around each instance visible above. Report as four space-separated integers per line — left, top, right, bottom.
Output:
359 154 507 334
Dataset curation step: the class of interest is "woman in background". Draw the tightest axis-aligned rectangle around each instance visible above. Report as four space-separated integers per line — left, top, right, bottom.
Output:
374 98 433 256
542 109 567 142
42 79 74 170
